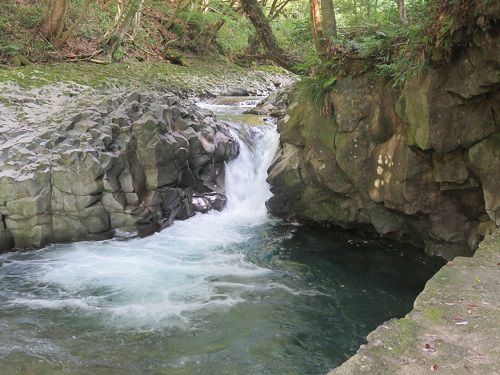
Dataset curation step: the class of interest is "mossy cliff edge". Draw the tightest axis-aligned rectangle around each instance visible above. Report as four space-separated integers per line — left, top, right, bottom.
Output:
265 20 500 375
267 28 499 260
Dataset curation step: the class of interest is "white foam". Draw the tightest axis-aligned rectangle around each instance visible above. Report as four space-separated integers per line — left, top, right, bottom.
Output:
4 101 283 330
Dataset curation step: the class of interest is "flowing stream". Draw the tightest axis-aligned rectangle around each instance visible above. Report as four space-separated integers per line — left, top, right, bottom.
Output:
0 98 442 375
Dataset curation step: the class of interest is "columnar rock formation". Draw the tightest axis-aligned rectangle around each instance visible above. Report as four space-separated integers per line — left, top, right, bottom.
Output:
0 90 238 251
266 30 499 260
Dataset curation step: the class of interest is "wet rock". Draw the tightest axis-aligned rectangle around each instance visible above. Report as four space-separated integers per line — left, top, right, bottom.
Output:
245 87 290 117
192 192 227 213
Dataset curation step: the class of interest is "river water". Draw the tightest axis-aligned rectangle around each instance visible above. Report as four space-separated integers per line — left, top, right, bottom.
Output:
0 98 442 375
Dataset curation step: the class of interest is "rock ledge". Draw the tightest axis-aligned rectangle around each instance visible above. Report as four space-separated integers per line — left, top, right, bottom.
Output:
328 229 500 375
0 88 239 251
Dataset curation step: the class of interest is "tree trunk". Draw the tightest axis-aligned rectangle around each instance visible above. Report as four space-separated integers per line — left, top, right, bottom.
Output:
247 33 262 56
130 0 143 37
102 0 144 58
309 0 325 55
201 0 210 13
320 0 337 40
55 0 93 46
41 0 68 40
396 0 408 25
240 0 296 71
166 0 191 29
102 0 124 42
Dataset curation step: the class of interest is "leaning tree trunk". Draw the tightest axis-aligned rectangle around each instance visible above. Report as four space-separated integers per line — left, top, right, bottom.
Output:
246 33 262 56
55 0 93 46
41 0 68 40
320 0 337 40
102 0 144 59
310 0 325 55
241 0 296 71
396 0 408 25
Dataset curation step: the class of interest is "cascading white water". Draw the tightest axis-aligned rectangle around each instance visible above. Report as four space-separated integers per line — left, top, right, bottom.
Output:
224 125 279 221
3 102 280 330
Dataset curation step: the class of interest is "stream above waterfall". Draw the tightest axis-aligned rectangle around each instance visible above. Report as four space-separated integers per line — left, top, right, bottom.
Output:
0 97 443 375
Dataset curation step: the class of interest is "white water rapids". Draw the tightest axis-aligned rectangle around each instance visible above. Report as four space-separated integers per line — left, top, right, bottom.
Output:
2 100 281 330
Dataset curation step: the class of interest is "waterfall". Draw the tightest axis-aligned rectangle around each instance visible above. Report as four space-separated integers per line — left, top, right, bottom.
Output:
224 124 279 223
0 97 444 375
1 100 280 330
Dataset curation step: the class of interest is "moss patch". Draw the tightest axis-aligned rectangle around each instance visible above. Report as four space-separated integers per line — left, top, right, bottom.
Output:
0 58 290 93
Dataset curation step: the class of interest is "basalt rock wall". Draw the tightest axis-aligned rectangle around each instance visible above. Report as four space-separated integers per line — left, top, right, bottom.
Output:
0 90 238 251
267 29 499 260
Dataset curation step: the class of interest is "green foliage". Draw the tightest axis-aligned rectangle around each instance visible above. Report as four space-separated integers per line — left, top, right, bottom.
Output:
173 9 226 52
113 48 125 61
18 6 44 29
80 2 112 39
335 0 400 28
217 18 253 55
287 17 312 45
298 59 340 115
171 23 186 38
274 17 313 57
0 0 495 74
304 0 497 88
299 77 336 116
0 17 8 31
0 42 22 57
412 0 496 64
375 58 419 87
292 48 321 75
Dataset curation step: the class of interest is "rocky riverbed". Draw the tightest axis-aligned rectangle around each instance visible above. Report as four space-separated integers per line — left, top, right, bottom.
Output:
0 56 498 375
0 63 294 251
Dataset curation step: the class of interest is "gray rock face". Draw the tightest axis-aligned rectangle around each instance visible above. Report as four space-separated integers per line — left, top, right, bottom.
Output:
266 30 499 260
245 87 290 117
0 89 239 250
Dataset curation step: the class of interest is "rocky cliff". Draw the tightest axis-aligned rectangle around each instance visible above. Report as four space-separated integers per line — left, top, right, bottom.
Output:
0 87 239 251
267 29 499 260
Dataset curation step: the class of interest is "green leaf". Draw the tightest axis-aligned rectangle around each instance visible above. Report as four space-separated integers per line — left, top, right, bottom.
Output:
323 76 337 89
